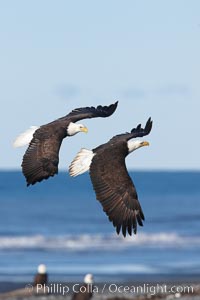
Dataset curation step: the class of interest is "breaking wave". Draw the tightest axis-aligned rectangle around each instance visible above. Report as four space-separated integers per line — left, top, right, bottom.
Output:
0 232 200 251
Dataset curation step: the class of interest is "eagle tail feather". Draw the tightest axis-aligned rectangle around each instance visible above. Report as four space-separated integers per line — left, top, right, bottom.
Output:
69 148 94 177
13 126 39 148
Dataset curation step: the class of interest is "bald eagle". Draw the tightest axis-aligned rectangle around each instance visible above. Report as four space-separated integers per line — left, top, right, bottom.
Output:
14 102 118 186
33 264 48 287
72 274 94 300
69 118 153 237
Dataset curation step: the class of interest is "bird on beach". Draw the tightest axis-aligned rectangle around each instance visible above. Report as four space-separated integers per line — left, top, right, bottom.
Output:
69 117 153 237
13 102 118 186
72 274 94 300
33 264 48 287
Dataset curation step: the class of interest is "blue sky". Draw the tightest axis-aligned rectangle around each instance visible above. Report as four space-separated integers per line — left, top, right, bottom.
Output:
1 1 200 170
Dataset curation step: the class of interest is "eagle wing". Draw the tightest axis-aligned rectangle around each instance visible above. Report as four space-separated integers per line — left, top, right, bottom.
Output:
22 125 65 186
60 101 118 123
110 117 152 142
89 144 144 237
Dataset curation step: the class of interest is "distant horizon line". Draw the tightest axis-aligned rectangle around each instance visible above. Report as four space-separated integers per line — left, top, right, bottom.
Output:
1 168 200 173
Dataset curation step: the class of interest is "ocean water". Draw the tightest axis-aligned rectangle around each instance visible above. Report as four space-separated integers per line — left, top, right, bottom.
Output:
0 170 200 283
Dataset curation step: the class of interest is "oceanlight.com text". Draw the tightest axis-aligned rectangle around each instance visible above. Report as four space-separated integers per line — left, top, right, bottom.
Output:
107 283 194 295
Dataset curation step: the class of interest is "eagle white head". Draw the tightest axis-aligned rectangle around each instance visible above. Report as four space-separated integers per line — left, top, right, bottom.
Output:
67 122 88 136
84 273 94 284
127 140 149 153
37 264 47 274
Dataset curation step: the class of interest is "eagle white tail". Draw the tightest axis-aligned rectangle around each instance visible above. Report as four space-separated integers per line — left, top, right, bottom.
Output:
13 126 39 148
69 148 94 177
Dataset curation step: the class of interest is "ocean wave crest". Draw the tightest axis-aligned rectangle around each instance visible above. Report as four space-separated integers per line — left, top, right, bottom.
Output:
0 232 200 251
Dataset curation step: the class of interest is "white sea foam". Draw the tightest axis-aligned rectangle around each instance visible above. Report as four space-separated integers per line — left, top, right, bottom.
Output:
0 232 200 251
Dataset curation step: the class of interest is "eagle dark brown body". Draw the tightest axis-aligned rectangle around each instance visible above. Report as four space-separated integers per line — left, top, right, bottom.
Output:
33 273 48 287
72 284 93 300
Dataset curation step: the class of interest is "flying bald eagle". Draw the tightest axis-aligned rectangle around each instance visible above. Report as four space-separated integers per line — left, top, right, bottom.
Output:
69 118 153 237
14 102 118 186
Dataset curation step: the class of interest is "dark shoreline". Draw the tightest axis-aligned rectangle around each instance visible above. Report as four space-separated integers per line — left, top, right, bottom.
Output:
0 275 200 299
1 274 200 292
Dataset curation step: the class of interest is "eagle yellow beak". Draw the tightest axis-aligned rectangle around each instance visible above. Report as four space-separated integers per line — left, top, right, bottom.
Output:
81 126 88 133
141 141 149 147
